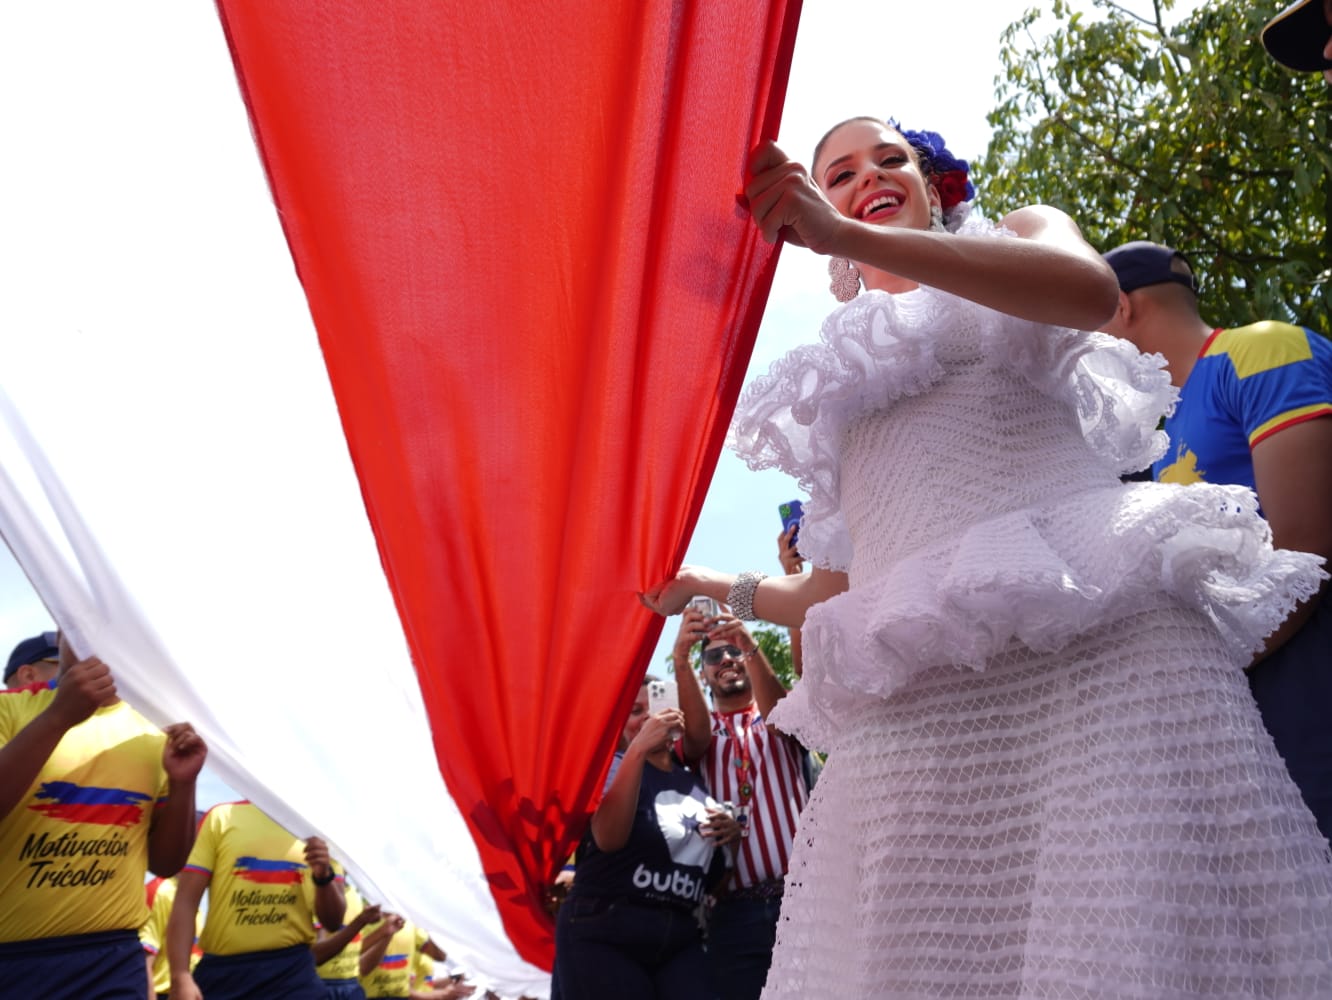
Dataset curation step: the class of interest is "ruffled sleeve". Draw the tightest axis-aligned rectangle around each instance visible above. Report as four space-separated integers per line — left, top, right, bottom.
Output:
728 291 948 571
992 320 1176 476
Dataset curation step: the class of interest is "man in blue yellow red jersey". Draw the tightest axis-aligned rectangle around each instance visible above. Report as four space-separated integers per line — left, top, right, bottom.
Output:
167 799 346 999
0 635 207 999
1102 240 1332 842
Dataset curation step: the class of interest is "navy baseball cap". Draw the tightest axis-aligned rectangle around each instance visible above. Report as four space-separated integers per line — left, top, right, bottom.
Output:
1103 241 1197 294
1262 0 1332 73
5 631 60 683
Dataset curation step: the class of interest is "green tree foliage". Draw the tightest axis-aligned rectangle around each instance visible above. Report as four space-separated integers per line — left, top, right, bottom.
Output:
982 0 1332 329
751 624 797 690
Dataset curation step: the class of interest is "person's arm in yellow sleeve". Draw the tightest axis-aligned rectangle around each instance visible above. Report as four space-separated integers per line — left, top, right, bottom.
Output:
167 869 209 1000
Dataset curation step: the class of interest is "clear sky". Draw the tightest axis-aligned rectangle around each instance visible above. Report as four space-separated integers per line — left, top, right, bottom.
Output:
0 0 1188 810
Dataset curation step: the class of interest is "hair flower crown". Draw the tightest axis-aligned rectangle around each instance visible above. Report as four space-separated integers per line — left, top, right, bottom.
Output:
892 123 976 212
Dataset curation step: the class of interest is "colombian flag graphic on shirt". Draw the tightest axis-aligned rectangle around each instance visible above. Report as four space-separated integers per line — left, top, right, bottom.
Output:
234 856 306 885
380 953 410 970
28 780 152 828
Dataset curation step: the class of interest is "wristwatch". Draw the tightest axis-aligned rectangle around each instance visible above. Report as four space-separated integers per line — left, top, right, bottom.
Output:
312 867 337 887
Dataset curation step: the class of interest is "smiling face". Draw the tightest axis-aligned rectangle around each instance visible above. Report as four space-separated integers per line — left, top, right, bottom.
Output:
700 643 750 700
813 118 939 232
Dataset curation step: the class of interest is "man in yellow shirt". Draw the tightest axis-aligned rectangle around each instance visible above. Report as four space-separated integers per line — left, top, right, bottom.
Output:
167 800 346 999
140 875 202 998
4 632 60 690
359 913 473 1000
0 638 207 999
314 878 382 1000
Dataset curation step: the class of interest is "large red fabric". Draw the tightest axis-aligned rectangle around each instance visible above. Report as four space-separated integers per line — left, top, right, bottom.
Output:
214 1 799 967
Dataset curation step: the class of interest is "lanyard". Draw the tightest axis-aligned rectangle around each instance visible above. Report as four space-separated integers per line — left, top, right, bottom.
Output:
728 712 755 808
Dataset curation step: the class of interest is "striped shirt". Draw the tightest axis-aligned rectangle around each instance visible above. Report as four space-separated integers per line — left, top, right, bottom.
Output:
694 705 808 890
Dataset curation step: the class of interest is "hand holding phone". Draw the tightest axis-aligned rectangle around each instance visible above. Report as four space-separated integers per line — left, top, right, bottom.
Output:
687 596 720 621
646 678 678 715
778 499 805 574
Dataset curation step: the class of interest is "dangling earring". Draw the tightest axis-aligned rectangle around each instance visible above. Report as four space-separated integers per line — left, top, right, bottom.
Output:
929 204 946 232
829 256 861 302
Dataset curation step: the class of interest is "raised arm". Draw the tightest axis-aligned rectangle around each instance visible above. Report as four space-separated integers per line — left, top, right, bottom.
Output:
671 609 714 763
743 140 1118 332
312 902 382 966
778 524 806 678
359 913 403 978
147 723 207 877
0 658 116 824
642 564 848 630
589 710 682 852
305 837 347 932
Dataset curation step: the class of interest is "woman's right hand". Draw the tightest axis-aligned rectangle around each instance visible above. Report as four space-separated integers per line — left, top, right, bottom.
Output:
640 566 709 616
744 140 845 253
628 708 685 756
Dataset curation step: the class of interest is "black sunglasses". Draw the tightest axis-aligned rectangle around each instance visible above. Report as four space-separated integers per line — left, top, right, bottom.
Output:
701 645 745 666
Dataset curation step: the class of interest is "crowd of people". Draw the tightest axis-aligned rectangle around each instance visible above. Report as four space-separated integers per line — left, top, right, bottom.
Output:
0 633 491 1000
5 4 1332 1000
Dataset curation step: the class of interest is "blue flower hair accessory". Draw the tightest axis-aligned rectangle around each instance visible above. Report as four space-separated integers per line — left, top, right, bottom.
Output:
891 122 976 211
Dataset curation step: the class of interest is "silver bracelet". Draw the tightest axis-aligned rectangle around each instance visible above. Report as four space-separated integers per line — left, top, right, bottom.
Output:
727 571 768 622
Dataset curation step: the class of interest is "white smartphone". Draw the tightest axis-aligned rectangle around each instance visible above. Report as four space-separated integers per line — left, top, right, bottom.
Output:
646 678 678 715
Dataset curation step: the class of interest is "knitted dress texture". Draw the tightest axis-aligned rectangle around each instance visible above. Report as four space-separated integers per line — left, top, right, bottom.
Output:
730 224 1332 997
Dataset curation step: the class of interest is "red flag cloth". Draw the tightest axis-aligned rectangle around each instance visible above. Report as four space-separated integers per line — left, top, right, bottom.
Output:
214 0 800 967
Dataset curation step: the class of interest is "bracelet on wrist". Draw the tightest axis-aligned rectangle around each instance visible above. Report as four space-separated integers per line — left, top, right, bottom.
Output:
312 868 337 887
727 571 768 622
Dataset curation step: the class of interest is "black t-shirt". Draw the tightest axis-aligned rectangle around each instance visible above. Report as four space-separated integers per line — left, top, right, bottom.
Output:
572 753 727 911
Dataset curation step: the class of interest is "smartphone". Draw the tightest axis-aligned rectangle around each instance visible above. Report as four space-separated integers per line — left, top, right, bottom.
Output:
647 678 678 714
779 499 804 546
687 596 719 620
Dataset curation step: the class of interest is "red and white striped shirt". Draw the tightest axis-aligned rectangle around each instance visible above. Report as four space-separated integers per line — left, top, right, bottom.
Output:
694 705 808 889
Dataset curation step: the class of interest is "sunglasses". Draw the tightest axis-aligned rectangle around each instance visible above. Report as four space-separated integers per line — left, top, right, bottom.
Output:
701 645 744 666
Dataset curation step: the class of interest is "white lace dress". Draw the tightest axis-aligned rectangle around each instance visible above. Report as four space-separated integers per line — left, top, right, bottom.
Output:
730 227 1332 998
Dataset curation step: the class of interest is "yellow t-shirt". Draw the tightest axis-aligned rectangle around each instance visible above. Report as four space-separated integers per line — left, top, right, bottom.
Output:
186 801 319 955
139 876 202 995
0 690 168 942
411 948 435 992
316 880 365 980
360 919 428 999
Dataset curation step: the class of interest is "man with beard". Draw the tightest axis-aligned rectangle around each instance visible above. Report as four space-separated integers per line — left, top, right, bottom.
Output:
674 607 809 1000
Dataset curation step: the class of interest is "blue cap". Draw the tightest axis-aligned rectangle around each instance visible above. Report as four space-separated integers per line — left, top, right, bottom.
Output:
5 631 60 683
1103 241 1197 294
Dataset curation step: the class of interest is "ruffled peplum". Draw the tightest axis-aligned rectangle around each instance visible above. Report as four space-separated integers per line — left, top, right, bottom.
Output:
773 481 1327 750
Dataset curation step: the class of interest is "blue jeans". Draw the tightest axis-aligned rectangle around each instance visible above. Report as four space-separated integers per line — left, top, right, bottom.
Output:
555 894 717 1000
706 895 781 1000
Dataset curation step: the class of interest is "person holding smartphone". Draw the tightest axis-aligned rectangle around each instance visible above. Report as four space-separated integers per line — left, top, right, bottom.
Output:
672 606 808 1000
554 678 737 1000
641 116 1332 996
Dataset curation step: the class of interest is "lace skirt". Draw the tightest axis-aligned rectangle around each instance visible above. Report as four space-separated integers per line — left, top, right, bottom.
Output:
762 606 1332 999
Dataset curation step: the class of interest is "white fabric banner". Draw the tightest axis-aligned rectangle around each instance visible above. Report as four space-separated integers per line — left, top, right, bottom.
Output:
0 4 547 995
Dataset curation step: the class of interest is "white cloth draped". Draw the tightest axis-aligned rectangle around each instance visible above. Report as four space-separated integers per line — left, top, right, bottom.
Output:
0 4 547 995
